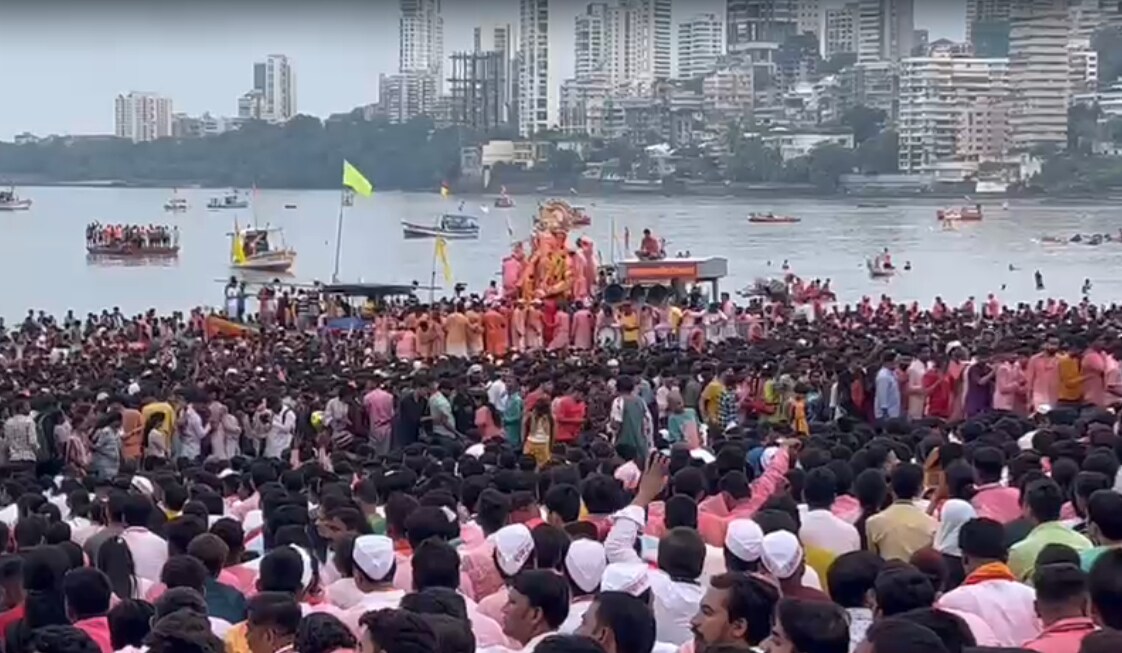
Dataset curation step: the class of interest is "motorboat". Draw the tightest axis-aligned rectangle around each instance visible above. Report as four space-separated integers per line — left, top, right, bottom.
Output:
494 187 515 208
230 226 296 272
866 257 895 278
164 197 188 212
937 205 983 221
748 213 801 224
571 205 592 227
0 187 31 211
208 191 249 210
402 213 480 240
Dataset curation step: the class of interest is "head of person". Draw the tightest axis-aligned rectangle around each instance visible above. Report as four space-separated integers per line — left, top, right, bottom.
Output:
412 538 460 592
1086 490 1122 547
1088 549 1122 629
0 554 24 610
358 608 438 653
691 573 779 651
564 539 607 598
256 546 310 598
160 555 209 594
294 613 357 653
873 565 935 617
1032 563 1088 626
658 527 705 582
893 608 974 653
493 524 536 581
533 635 609 653
760 531 805 586
957 518 1007 573
826 551 884 610
762 598 849 653
62 567 112 622
245 592 302 653
352 535 397 590
889 463 924 502
26 625 101 653
107 599 154 651
724 519 764 573
146 608 224 653
502 570 571 645
803 467 837 511
576 591 655 653
854 617 948 653
1023 478 1064 525
186 533 229 580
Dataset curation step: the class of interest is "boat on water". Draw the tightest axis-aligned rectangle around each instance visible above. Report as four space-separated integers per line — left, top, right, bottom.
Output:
571 206 592 227
856 203 889 209
937 205 983 221
402 213 480 240
748 213 801 224
208 191 249 210
87 244 180 258
494 187 515 208
164 195 188 212
230 226 296 273
0 187 32 211
866 257 895 278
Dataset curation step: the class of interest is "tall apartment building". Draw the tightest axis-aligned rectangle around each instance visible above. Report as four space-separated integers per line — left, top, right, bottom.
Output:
400 0 444 93
824 2 859 56
246 55 296 123
795 0 821 39
678 13 724 78
967 0 1013 56
378 72 438 124
897 53 1011 175
627 0 673 82
115 92 173 143
519 0 555 136
575 3 617 81
1069 0 1107 40
856 0 914 63
475 24 516 124
1009 0 1071 151
726 0 797 63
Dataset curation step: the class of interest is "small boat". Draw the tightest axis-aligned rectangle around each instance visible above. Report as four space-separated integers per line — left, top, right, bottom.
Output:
937 205 983 221
494 187 515 208
87 244 179 258
572 206 592 227
857 203 889 209
164 197 188 212
748 213 801 224
230 226 296 273
402 213 480 240
284 204 297 210
208 191 249 210
866 258 895 278
0 187 32 211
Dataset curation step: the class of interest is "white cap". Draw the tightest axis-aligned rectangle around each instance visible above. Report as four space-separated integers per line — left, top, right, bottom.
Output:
290 545 314 588
96 392 110 402
725 519 764 562
761 531 804 580
493 524 534 576
130 476 155 497
352 535 395 581
468 364 484 375
127 382 141 396
565 540 607 593
464 443 485 459
601 562 650 597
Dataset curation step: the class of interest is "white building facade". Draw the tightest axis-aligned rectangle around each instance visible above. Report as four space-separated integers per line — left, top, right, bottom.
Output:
519 0 555 136
400 0 444 93
1009 2 1071 151
115 92 173 142
678 13 724 79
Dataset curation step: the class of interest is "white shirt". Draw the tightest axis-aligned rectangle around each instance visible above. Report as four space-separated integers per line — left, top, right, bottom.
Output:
120 526 168 582
480 631 559 653
799 509 861 558
937 578 1040 647
558 598 594 634
326 578 364 609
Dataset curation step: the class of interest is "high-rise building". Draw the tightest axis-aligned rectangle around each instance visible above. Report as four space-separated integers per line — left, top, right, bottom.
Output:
626 0 673 82
824 2 859 56
475 23 516 124
400 0 444 93
727 0 797 63
448 51 508 132
378 72 439 124
575 3 616 81
519 0 555 136
114 92 173 143
248 55 296 123
966 0 1013 42
1008 0 1071 151
856 0 914 62
678 13 724 78
1069 0 1107 40
795 0 822 39
897 53 1011 175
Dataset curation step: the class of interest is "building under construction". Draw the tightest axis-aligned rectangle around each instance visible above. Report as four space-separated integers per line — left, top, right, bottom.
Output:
447 51 509 133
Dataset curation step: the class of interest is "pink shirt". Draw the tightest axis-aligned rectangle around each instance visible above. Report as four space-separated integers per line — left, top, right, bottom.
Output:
971 484 1022 525
396 330 417 360
1023 618 1097 653
831 495 863 524
229 493 260 522
1026 353 1060 410
121 527 168 583
572 309 594 350
993 362 1024 412
75 616 113 653
938 578 1039 648
1082 350 1107 407
548 311 571 351
392 552 477 600
460 540 503 601
363 389 395 439
476 586 507 624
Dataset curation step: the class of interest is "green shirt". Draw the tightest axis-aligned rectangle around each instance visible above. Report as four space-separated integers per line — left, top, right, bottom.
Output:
1080 544 1122 572
503 393 523 448
1009 521 1093 582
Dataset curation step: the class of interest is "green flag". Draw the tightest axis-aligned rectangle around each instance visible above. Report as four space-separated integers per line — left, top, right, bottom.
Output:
342 160 373 197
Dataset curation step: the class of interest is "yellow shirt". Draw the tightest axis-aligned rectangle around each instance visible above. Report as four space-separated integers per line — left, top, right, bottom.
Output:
668 306 683 334
620 313 640 343
1058 355 1083 402
141 402 177 438
700 381 726 424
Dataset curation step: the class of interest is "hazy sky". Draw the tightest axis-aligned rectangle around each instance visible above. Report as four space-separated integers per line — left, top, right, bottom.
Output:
0 0 965 140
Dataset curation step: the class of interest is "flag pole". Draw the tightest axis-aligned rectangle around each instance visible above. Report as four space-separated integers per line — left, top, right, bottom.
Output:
429 241 438 304
331 187 345 283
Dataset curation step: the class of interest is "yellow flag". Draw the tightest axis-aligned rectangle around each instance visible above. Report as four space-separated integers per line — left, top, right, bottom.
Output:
440 182 450 199
342 160 373 197
434 237 453 283
232 232 247 264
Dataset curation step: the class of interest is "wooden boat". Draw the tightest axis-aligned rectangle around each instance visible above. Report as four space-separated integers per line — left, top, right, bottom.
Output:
208 191 249 210
204 315 258 339
748 213 801 224
572 206 592 227
164 197 188 212
402 213 480 240
87 244 179 258
0 187 31 211
937 206 983 221
866 258 895 278
230 226 296 272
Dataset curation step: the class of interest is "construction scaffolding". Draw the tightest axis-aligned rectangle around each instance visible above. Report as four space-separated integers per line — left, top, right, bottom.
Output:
448 51 508 133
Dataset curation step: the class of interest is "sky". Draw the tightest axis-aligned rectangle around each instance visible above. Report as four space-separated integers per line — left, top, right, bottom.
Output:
0 0 966 140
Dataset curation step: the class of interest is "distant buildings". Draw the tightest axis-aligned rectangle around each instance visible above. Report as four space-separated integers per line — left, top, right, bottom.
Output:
825 3 859 57
378 72 438 124
678 13 725 79
474 24 516 125
1008 1 1071 151
447 51 509 132
114 92 173 142
857 0 915 63
400 0 444 92
519 0 555 136
238 55 296 124
726 0 797 64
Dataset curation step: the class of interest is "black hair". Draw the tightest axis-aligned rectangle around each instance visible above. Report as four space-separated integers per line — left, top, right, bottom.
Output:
1080 629 1122 653
294 612 357 653
399 587 468 620
708 573 780 646
1024 478 1064 523
1032 563 1087 608
165 516 207 557
896 608 975 653
774 598 849 653
146 608 224 653
510 570 571 630
96 537 139 601
864 617 948 653
1036 543 1080 568
586 592 655 653
1089 549 1122 629
1087 490 1122 541
658 527 705 581
544 484 581 523
664 495 698 530
107 599 154 650
258 546 305 594
27 625 101 653
958 518 1007 563
890 463 924 501
423 614 476 653
531 524 570 572
14 515 47 549
122 494 154 528
246 591 301 637
875 565 935 616
153 587 207 619
972 447 1005 484
160 555 208 592
359 608 438 653
61 567 111 620
405 507 459 548
803 467 838 509
826 551 884 609
413 538 460 591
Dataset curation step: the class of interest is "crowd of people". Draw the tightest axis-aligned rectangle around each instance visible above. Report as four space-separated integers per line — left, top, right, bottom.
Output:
86 224 178 250
0 289 1122 653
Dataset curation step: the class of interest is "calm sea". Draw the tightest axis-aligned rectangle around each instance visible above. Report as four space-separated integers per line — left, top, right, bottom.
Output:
3 186 1120 319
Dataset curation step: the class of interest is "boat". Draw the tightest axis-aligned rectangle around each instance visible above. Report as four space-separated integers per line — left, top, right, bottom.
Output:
87 244 180 258
163 195 188 212
494 187 515 208
937 205 983 221
284 204 297 210
0 187 32 211
866 257 895 278
402 213 480 240
572 206 592 227
856 203 889 209
230 226 296 272
208 191 249 210
748 213 801 224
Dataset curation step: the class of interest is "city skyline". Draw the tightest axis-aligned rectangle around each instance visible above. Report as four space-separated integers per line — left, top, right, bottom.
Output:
0 0 967 140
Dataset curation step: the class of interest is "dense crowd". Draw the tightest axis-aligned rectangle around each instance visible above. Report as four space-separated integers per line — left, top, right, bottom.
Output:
86 224 178 250
1 292 1122 653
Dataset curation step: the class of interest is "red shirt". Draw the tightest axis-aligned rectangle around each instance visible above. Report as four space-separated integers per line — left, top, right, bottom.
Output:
554 395 586 443
924 369 952 418
0 603 24 637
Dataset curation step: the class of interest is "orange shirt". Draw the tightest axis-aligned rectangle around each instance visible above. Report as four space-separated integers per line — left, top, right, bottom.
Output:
444 312 469 353
466 311 485 353
483 309 509 356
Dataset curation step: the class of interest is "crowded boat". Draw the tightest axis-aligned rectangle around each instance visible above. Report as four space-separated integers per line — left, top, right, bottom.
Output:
85 223 179 256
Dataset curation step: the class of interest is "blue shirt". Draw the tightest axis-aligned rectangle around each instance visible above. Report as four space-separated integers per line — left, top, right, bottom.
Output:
874 367 901 419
